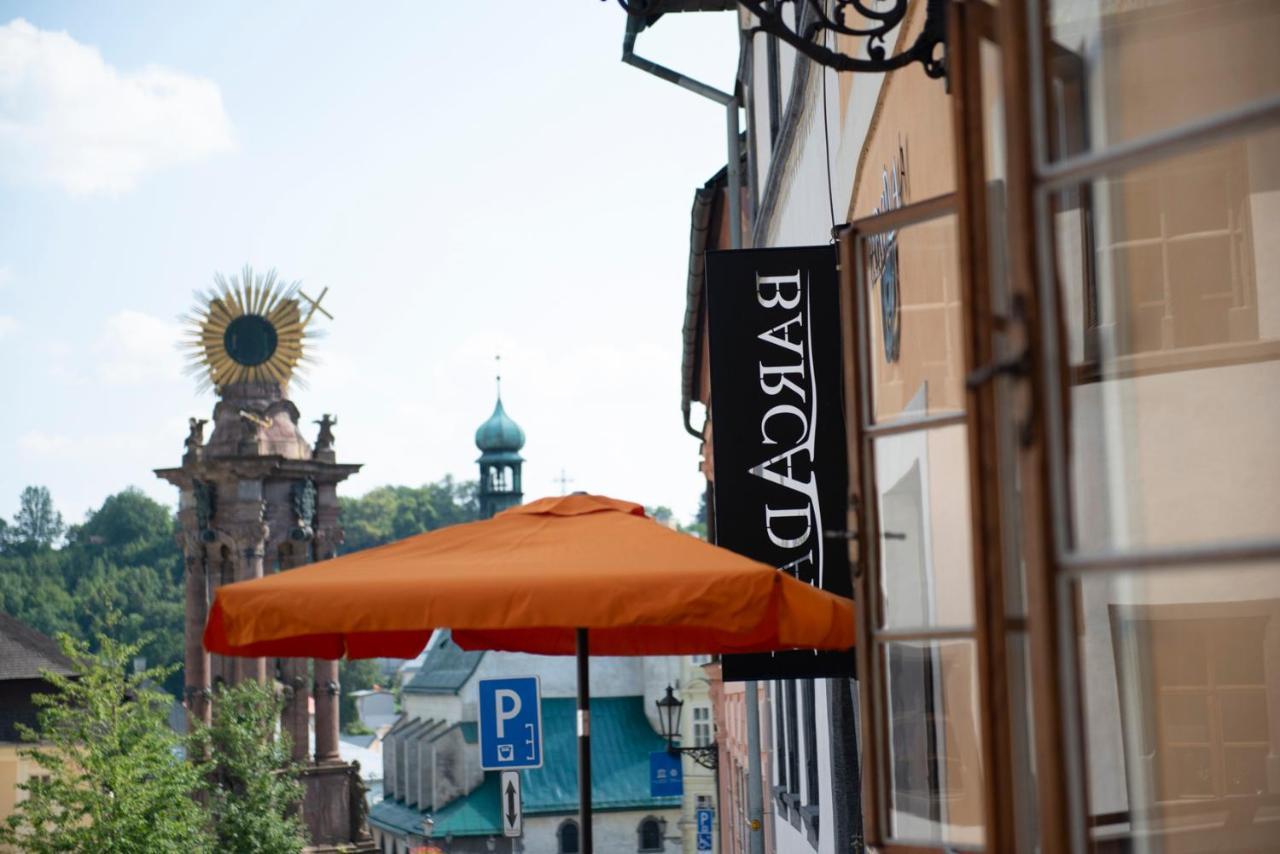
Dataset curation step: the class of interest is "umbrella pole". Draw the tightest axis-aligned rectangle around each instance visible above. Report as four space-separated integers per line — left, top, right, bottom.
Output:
576 627 593 854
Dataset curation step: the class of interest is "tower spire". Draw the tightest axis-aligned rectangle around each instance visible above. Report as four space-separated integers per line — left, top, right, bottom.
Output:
475 357 524 519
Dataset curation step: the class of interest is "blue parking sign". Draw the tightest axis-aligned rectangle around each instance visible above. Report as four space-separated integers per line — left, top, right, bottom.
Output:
649 750 683 797
696 807 713 849
478 677 542 770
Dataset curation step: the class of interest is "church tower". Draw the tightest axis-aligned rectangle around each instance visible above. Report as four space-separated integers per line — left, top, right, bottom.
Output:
475 375 525 519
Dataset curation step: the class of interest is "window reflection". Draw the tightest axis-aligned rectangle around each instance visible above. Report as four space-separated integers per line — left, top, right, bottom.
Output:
1055 128 1280 552
1078 565 1280 850
883 640 985 847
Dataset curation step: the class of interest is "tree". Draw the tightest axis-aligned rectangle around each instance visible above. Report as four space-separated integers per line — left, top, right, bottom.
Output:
0 633 210 854
0 487 187 696
339 657 383 732
339 477 479 553
688 491 708 539
191 681 306 854
9 486 65 552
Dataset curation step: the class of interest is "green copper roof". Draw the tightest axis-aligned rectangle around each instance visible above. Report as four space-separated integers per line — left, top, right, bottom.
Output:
402 631 486 695
522 696 679 814
474 396 525 454
369 696 678 838
371 776 504 838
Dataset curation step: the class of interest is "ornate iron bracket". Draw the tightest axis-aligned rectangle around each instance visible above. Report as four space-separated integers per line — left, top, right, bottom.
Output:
738 0 947 79
670 743 719 770
611 1 947 80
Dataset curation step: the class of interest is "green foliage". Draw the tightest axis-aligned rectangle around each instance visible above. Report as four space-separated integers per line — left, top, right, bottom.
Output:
0 487 186 696
646 502 705 539
687 491 708 539
339 657 383 731
6 486 65 553
338 477 478 553
0 476 480 704
343 718 375 736
191 682 306 854
0 634 210 854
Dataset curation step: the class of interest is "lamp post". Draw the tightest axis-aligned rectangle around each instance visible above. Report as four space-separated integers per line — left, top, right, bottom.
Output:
655 685 717 770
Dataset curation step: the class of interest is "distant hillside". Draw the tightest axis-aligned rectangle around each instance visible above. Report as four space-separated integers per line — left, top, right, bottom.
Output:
0 478 479 707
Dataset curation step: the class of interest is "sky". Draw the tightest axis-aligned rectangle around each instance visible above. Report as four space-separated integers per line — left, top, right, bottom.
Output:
0 2 740 525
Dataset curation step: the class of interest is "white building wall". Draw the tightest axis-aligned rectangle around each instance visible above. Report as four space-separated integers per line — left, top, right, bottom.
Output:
521 809 681 854
403 652 682 727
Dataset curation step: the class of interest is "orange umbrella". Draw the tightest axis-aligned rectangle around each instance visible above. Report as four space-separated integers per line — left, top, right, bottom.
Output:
203 493 855 853
203 493 854 658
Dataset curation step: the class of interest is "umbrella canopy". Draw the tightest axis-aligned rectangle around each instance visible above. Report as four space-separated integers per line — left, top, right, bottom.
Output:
203 493 854 659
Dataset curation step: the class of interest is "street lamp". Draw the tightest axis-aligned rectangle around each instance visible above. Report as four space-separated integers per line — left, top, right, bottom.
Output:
655 685 717 770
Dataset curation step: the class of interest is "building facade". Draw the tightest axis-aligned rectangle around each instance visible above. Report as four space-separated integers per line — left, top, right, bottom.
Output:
629 0 1280 852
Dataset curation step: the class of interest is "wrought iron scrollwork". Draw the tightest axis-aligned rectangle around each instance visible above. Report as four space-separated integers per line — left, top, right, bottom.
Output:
739 0 947 79
676 744 720 770
611 0 947 80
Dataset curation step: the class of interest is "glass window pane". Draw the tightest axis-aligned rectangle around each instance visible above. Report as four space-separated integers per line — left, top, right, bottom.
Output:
882 640 985 847
1046 0 1280 158
1054 127 1280 552
861 213 966 425
1074 564 1280 849
874 424 975 630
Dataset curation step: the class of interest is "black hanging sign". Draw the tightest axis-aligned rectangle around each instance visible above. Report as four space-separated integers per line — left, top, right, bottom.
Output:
705 245 853 681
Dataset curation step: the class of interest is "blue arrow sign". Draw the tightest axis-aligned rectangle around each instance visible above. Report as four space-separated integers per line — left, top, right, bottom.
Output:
478 677 543 770
649 750 683 797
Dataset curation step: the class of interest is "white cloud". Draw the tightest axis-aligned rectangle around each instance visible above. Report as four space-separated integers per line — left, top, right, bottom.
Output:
0 18 235 194
18 430 72 455
0 315 15 339
17 427 172 460
95 309 182 384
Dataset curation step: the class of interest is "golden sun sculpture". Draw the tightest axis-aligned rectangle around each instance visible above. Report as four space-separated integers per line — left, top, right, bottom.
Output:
182 266 328 393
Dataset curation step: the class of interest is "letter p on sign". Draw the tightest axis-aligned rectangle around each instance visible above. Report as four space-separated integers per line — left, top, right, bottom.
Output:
479 677 543 770
494 689 521 738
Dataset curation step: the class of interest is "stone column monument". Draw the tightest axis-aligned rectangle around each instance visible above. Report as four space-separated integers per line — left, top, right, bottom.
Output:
156 270 374 851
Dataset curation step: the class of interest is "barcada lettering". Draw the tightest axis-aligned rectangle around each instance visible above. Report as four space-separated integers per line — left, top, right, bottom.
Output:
748 270 824 589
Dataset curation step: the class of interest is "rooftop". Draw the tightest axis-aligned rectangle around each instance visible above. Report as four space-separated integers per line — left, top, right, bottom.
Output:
0 612 75 682
370 696 678 838
401 631 485 695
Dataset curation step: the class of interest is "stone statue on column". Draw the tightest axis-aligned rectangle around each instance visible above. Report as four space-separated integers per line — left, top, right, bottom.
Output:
158 270 371 850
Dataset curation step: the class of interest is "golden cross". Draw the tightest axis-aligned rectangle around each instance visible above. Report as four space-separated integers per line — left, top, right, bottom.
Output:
298 287 333 327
